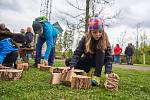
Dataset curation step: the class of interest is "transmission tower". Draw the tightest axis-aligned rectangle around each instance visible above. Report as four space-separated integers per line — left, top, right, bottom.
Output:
40 0 53 21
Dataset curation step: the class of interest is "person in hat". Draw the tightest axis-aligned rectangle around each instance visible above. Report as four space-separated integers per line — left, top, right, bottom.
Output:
65 17 113 86
32 16 61 67
0 23 26 68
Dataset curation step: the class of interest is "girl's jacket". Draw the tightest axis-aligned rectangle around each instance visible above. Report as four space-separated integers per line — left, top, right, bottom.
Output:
69 36 113 67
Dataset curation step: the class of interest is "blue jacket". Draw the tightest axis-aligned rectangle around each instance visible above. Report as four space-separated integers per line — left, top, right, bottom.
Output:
0 38 18 64
42 21 59 60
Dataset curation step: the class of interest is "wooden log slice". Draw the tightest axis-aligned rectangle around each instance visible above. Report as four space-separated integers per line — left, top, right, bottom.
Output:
40 66 51 71
17 63 29 70
50 67 69 73
71 75 91 89
0 69 23 80
51 73 62 84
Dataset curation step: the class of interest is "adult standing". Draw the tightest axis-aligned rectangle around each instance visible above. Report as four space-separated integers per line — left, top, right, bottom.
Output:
125 43 134 65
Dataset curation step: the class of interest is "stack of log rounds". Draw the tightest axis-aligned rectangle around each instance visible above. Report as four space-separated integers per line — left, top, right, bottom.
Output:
71 75 91 89
0 69 23 80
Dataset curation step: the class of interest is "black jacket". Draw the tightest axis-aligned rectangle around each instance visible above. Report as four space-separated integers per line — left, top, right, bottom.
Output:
125 46 134 56
69 36 113 67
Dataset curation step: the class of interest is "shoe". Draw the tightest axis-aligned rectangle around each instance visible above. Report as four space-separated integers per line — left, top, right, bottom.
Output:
91 76 100 86
87 68 94 77
32 63 37 68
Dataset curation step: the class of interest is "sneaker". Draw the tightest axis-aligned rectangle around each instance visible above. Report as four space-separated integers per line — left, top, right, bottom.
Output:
32 63 37 68
86 68 94 77
91 76 100 86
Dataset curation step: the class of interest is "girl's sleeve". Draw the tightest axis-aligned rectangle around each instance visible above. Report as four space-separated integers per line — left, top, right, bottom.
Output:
69 36 85 67
104 43 113 73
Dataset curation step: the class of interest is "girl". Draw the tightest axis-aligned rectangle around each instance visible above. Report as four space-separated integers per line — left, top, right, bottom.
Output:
65 17 113 85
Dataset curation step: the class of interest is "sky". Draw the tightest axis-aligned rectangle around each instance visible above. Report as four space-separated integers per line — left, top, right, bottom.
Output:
0 0 150 49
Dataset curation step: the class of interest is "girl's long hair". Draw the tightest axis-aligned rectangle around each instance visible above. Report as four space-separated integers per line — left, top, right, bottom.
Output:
85 30 109 53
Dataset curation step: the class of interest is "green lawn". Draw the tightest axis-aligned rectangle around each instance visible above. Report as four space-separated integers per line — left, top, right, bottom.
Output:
0 60 150 100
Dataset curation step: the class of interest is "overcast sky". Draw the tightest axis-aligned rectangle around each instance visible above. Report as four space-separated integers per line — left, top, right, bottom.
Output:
0 0 150 48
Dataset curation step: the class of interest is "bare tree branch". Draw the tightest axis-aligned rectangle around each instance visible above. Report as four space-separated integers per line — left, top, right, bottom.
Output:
66 0 86 11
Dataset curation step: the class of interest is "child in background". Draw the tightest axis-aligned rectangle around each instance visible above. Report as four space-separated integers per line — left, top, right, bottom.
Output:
32 16 60 67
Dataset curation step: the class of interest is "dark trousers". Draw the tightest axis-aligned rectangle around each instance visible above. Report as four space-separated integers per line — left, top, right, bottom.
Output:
3 51 18 68
126 55 132 65
65 55 112 77
34 35 55 66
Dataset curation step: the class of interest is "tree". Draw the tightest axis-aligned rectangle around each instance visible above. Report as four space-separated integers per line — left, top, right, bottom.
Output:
62 30 74 51
140 32 149 64
57 0 119 32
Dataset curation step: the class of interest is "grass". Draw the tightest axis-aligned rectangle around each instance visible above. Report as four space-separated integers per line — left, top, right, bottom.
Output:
0 60 150 100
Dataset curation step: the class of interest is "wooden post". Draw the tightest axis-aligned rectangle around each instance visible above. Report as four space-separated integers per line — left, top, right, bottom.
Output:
0 69 23 80
71 75 91 89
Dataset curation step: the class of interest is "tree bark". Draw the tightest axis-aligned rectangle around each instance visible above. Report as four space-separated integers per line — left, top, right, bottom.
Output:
71 75 91 89
85 0 90 32
0 69 23 80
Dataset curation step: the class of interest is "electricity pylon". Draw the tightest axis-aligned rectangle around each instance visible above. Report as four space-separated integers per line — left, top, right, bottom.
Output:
40 0 53 21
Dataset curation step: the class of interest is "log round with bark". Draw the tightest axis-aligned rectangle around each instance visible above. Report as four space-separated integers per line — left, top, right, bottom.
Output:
71 75 91 89
104 73 120 91
0 69 23 80
17 63 29 70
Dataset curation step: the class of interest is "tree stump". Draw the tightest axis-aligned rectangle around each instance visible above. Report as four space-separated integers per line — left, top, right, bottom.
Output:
71 75 91 89
17 63 29 70
51 73 62 84
0 69 23 80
